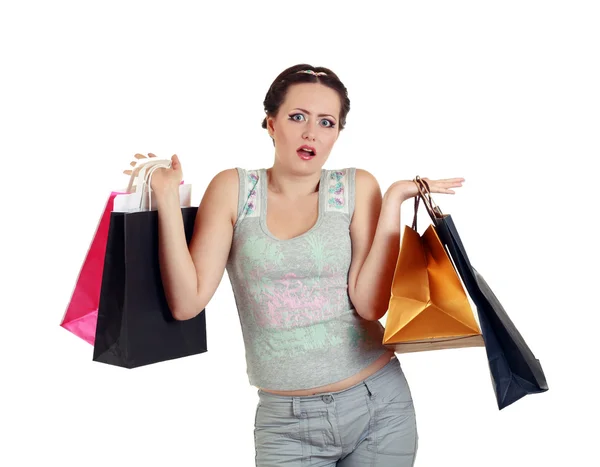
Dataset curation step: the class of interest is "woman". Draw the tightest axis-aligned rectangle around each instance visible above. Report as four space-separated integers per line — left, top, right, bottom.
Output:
146 64 464 466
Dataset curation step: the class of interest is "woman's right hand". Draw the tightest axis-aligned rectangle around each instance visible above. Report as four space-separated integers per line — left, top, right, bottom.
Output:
124 153 183 195
148 154 183 195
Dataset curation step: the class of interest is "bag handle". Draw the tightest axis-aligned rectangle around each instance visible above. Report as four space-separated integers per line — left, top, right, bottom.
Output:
125 159 148 193
411 193 420 230
125 157 172 193
410 176 445 230
410 177 431 231
413 176 444 223
138 161 172 211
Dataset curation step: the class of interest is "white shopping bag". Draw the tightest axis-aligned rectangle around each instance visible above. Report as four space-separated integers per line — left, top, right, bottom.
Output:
113 158 192 212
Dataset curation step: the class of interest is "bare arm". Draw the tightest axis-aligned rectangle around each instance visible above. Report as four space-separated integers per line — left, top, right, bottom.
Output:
348 170 465 321
156 168 239 320
347 169 404 321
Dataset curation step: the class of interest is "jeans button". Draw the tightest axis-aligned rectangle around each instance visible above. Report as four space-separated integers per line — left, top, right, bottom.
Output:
323 395 333 404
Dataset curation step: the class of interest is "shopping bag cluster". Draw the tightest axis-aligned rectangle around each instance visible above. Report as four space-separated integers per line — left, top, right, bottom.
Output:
60 158 207 368
383 176 548 410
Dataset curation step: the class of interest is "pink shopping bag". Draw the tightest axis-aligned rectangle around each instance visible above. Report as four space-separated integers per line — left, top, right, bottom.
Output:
60 174 186 344
60 191 124 344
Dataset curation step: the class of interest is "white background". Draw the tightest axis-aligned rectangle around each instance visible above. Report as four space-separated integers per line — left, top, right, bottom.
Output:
1 1 598 465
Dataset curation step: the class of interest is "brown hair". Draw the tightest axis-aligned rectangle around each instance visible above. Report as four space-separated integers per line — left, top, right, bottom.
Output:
261 64 351 135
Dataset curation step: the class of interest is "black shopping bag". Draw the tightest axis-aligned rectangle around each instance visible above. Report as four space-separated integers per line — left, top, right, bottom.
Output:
93 206 207 368
415 178 548 410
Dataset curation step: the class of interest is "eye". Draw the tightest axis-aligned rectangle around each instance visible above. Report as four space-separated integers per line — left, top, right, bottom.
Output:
288 113 305 122
320 119 336 129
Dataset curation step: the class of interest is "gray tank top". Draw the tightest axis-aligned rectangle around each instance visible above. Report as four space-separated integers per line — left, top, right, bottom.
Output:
225 167 388 390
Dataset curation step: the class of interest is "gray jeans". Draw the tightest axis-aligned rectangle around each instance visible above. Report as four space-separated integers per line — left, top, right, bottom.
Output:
254 356 418 466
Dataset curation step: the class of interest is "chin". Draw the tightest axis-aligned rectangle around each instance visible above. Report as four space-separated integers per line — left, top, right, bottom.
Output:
295 158 325 172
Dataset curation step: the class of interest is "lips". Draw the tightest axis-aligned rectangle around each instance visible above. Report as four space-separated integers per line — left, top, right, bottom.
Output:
297 145 317 157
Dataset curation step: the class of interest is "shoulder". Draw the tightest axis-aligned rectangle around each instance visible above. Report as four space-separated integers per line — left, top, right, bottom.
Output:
206 167 240 193
323 167 380 217
208 167 263 188
350 168 382 222
201 168 242 225
209 167 266 224
206 167 265 203
354 168 379 187
353 168 382 200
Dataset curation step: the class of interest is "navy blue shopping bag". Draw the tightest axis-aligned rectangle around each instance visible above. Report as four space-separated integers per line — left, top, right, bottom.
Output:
415 177 548 410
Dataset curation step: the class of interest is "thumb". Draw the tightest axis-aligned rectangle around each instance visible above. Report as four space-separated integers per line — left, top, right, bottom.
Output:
171 154 182 171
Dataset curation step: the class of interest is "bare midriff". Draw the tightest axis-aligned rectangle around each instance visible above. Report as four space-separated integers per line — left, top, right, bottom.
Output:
259 349 396 396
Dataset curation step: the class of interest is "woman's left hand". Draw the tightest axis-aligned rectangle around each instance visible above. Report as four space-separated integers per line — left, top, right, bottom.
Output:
384 177 465 204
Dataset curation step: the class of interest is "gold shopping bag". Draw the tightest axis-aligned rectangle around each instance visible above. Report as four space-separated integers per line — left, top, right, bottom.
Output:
383 182 484 353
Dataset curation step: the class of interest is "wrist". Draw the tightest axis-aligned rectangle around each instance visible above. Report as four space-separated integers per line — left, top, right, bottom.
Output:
385 180 418 204
153 187 180 209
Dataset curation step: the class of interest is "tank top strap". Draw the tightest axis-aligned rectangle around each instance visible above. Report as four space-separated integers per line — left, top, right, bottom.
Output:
323 167 356 217
234 167 262 228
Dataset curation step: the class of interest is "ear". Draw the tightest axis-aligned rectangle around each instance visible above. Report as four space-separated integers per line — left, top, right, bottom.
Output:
267 116 275 138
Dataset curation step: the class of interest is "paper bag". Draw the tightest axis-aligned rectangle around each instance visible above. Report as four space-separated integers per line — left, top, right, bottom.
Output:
383 196 484 353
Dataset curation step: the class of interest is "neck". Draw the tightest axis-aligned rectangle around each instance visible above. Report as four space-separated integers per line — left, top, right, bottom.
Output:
267 162 322 199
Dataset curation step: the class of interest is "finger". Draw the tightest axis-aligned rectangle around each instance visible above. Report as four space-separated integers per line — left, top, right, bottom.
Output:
148 153 157 158
429 189 456 195
422 180 455 188
130 161 137 167
123 170 132 175
434 186 460 193
433 181 464 188
440 178 465 184
425 176 463 181
134 153 147 160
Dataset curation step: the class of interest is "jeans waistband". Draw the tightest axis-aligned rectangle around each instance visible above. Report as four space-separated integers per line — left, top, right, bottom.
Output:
257 355 400 405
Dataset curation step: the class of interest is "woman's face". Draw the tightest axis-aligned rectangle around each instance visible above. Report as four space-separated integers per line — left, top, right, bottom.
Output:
267 82 341 174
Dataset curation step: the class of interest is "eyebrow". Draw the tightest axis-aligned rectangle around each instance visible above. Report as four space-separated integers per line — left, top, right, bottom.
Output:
292 108 337 121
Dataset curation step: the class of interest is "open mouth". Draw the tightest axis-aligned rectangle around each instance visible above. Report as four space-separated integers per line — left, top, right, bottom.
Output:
297 145 317 158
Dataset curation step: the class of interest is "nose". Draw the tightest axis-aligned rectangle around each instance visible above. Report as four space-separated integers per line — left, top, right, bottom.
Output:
302 129 316 142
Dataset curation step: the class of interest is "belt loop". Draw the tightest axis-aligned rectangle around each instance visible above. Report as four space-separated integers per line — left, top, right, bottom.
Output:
292 397 300 417
363 381 373 398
